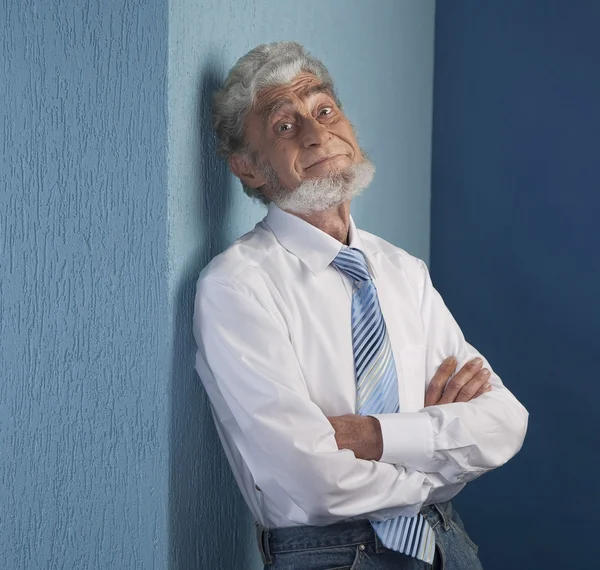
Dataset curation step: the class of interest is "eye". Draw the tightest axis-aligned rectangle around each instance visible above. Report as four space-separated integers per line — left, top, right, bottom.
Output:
319 107 333 117
277 122 294 133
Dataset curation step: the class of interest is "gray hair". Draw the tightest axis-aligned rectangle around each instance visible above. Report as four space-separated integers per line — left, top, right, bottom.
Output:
212 41 341 204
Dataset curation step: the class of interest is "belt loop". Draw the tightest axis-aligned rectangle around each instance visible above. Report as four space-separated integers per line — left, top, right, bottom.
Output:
432 502 450 531
255 523 273 565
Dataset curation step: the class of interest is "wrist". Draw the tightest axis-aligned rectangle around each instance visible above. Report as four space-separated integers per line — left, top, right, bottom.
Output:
366 415 383 461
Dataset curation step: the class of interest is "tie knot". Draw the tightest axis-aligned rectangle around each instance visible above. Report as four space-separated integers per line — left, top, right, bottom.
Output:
332 247 372 283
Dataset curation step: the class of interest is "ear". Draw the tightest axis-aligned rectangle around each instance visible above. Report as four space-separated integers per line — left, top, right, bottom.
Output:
229 154 267 189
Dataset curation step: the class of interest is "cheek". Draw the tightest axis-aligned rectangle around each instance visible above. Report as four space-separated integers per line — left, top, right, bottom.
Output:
268 147 301 184
275 146 301 173
271 139 291 160
332 122 360 150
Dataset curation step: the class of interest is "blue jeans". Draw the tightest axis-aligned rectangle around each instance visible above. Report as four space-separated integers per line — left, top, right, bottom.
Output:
257 502 483 569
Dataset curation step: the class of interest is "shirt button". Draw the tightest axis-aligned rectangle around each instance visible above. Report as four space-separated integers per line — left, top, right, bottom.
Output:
358 544 366 551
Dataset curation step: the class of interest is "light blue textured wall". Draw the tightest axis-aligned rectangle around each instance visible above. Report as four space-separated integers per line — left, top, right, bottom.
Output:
167 1 435 568
1 1 434 567
1 1 169 569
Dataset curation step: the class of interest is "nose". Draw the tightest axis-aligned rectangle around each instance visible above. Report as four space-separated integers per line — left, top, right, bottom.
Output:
301 116 332 148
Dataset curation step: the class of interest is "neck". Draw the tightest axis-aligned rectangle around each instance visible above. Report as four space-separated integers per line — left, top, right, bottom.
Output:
287 201 351 245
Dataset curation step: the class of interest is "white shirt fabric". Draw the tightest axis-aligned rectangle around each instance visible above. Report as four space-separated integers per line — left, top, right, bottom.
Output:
193 203 528 528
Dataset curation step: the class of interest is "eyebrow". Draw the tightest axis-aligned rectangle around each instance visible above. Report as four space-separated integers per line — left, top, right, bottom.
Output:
260 84 335 125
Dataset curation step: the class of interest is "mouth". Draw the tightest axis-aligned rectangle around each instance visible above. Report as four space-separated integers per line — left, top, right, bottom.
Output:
306 154 345 169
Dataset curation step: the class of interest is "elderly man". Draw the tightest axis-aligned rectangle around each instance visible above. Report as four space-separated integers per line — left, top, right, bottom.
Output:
193 42 528 570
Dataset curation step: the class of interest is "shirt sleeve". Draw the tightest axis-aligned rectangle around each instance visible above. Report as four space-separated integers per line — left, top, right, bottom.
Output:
193 276 465 526
372 257 529 484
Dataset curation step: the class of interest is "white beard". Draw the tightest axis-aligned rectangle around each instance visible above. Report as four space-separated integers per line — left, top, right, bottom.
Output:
261 158 375 215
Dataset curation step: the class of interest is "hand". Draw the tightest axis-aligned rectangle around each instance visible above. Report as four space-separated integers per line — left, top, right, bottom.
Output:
425 357 492 406
327 414 383 461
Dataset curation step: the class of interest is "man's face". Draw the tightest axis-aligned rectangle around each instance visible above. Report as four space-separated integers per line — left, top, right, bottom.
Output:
240 73 364 197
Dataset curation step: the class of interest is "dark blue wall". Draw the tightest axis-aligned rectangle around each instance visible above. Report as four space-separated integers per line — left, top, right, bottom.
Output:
432 2 600 568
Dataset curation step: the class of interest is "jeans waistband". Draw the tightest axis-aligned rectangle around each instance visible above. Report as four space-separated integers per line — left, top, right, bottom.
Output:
256 502 451 566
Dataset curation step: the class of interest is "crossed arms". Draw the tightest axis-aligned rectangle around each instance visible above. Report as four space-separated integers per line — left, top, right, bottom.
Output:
329 355 495 462
194 258 528 526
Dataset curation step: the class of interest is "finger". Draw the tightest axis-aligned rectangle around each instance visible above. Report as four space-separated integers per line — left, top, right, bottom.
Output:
472 381 493 399
425 357 457 406
455 369 491 403
438 357 483 404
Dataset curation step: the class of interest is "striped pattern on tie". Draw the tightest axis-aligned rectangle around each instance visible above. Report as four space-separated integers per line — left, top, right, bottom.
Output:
332 247 436 565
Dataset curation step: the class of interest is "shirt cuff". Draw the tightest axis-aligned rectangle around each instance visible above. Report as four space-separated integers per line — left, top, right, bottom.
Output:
371 412 434 465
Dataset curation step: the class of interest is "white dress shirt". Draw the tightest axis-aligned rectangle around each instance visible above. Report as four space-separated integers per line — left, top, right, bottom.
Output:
193 203 528 528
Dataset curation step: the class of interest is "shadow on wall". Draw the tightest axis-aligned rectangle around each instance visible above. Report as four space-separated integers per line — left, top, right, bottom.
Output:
169 59 257 570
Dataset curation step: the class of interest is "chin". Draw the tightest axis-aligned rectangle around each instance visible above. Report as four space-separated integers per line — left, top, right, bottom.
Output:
271 159 375 215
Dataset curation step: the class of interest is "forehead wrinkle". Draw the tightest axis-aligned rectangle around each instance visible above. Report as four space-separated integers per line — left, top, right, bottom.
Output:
303 84 334 99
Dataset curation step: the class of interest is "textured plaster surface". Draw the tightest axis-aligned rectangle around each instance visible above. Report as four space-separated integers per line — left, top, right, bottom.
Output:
0 0 435 567
1 1 169 568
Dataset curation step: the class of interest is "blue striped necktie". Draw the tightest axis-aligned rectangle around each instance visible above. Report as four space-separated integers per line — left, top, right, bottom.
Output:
332 246 436 565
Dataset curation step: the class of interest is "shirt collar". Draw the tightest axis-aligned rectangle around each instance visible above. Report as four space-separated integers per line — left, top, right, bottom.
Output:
264 202 367 276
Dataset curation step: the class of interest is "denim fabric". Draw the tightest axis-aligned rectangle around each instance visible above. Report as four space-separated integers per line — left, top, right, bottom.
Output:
259 502 483 570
